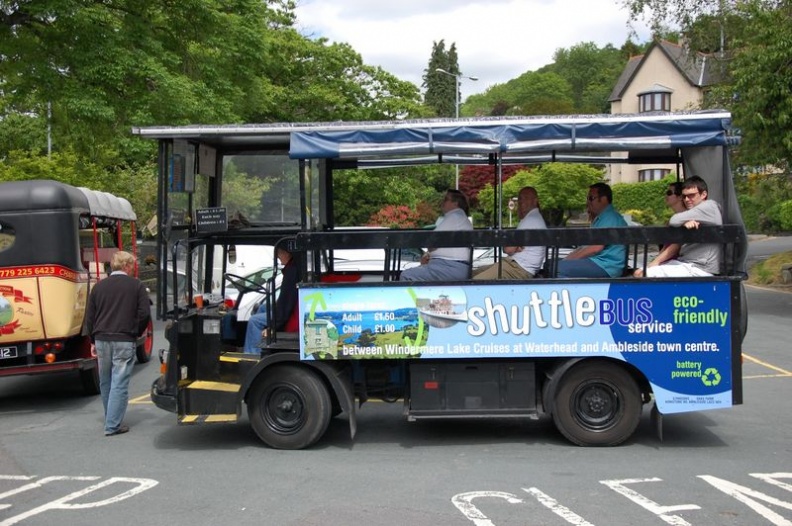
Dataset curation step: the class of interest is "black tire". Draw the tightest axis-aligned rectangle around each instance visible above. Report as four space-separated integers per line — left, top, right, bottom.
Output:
80 366 100 395
136 319 154 363
551 360 642 447
247 366 332 450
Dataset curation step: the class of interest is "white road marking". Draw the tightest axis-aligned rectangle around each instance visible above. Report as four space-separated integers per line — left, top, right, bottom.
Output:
751 473 792 493
600 477 700 526
451 491 523 526
699 474 792 526
0 476 100 511
0 476 158 525
522 487 596 525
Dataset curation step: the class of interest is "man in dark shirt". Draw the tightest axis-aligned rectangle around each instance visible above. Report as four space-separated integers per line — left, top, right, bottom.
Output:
86 251 150 436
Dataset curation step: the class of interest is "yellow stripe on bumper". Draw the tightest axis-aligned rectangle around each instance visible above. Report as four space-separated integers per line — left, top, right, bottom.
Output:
187 381 240 393
179 414 237 424
204 414 237 423
220 353 259 364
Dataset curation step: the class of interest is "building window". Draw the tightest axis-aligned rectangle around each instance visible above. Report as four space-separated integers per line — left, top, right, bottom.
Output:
638 169 671 182
639 92 671 112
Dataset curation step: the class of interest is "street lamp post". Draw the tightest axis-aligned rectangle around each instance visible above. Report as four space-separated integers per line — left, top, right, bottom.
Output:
435 68 478 189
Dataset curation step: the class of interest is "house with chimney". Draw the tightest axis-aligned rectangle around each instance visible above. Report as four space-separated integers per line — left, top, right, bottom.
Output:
608 40 723 183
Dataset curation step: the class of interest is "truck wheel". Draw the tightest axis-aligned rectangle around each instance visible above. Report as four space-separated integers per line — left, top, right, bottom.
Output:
136 319 154 363
552 361 641 446
247 366 331 450
80 366 100 396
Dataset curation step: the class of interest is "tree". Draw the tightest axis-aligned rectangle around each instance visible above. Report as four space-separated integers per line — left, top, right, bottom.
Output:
463 71 575 116
478 164 604 226
332 166 448 226
1 0 288 163
263 31 425 122
422 40 459 117
726 1 792 168
0 150 158 224
621 0 740 36
0 0 431 233
545 42 628 113
459 164 527 210
0 0 426 167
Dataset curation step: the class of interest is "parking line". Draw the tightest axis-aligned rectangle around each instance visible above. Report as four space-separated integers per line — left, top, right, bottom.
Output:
129 394 152 404
743 353 792 379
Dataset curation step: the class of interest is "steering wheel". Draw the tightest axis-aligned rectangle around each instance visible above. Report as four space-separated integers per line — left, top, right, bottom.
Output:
224 273 269 296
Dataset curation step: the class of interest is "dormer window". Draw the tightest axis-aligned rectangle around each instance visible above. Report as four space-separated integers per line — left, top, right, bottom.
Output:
638 84 672 112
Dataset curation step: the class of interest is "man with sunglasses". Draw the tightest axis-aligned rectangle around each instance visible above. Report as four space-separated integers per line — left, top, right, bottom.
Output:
557 182 627 278
638 175 723 277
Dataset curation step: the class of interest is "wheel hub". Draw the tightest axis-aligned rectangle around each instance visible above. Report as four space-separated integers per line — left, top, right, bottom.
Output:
585 389 610 414
265 386 306 433
575 383 619 428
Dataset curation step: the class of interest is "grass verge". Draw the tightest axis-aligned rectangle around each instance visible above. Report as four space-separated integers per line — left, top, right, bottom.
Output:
747 250 792 286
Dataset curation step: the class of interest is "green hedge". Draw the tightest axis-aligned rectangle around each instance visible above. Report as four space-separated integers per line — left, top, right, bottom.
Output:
612 175 678 225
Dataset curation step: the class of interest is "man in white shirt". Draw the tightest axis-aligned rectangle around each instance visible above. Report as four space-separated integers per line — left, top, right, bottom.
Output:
639 176 723 277
474 186 546 280
400 189 472 281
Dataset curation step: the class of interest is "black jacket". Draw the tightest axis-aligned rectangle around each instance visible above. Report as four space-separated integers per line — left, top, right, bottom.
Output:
271 258 298 331
86 272 151 343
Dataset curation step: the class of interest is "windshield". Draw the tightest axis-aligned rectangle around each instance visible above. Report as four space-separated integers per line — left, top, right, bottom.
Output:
222 154 301 225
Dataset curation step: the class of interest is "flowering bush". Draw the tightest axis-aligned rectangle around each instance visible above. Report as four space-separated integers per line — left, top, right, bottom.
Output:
369 205 420 228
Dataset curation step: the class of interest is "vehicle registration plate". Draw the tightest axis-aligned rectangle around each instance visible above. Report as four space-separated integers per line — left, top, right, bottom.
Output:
0 346 18 359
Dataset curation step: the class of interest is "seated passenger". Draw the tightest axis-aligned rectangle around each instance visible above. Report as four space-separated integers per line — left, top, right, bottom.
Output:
557 182 627 278
473 186 546 280
244 246 298 354
657 180 686 253
637 176 723 277
665 181 687 215
399 189 472 281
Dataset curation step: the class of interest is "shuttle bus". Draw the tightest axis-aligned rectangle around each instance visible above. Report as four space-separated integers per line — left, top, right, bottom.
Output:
137 111 747 449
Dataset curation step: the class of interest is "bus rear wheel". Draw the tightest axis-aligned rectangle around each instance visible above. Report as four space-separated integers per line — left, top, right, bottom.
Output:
247 366 331 450
552 361 641 446
136 319 154 364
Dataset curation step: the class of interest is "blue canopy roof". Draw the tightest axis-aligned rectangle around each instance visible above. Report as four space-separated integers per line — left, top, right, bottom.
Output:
289 111 734 160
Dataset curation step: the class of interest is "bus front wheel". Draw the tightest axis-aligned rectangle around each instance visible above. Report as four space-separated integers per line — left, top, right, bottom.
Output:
551 361 641 446
247 366 332 450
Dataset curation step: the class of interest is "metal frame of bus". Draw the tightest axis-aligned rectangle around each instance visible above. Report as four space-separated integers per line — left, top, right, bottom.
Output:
136 111 747 449
0 179 153 394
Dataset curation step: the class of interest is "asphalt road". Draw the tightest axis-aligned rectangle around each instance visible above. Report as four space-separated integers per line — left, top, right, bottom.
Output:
746 234 792 268
1 269 791 525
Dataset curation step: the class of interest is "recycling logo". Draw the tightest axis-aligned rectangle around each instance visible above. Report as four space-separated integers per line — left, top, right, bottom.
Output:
701 367 721 386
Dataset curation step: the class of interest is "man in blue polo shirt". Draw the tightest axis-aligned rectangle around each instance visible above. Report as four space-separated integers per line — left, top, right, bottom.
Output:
558 182 626 278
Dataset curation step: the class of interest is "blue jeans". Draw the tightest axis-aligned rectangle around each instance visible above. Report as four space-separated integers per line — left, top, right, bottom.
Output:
400 259 470 281
95 340 135 435
244 310 269 354
557 258 610 278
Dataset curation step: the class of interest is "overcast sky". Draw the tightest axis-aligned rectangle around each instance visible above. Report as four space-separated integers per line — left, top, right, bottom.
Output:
294 0 652 98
